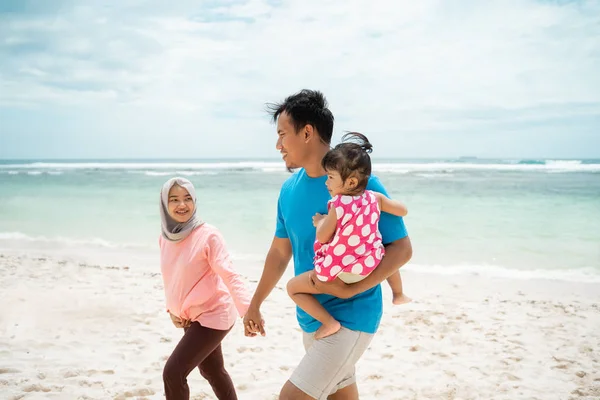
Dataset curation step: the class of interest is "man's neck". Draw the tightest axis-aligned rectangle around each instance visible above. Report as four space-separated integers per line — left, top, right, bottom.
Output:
303 144 330 178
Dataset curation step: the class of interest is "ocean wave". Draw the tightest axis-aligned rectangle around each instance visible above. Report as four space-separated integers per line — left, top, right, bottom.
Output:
1 160 598 174
141 171 172 176
0 232 148 250
1 231 597 283
132 170 222 176
177 171 220 176
405 263 600 283
413 172 454 178
0 232 264 264
373 161 600 173
0 161 284 170
545 159 582 166
0 170 64 176
515 159 546 165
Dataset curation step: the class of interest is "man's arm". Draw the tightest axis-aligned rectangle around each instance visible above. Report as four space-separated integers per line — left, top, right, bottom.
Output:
244 236 292 336
310 236 412 299
350 236 412 293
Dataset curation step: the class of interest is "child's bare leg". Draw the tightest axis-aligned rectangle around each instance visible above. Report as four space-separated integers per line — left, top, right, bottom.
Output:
387 271 412 305
287 272 341 339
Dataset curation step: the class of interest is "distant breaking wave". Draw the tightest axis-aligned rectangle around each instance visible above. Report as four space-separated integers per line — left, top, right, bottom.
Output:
374 160 600 173
404 263 600 284
1 160 599 174
0 231 143 249
0 232 265 263
0 161 282 170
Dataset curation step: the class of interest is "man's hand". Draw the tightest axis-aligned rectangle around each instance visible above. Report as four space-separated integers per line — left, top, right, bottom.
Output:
318 237 413 299
308 271 357 299
243 305 266 337
312 213 326 228
169 312 191 329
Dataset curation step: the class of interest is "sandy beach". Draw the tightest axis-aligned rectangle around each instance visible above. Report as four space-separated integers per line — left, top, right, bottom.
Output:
2 0 600 398
0 249 598 400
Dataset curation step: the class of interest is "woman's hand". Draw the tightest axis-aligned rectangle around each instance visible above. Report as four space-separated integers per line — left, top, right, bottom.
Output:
243 305 266 337
169 312 191 328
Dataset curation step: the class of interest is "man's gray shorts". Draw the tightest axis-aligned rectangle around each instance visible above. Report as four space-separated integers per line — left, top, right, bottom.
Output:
289 326 374 400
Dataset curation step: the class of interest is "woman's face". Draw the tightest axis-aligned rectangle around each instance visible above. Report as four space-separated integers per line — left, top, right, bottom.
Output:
167 184 195 223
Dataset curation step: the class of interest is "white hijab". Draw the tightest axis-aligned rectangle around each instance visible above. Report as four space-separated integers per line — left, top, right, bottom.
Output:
160 177 204 242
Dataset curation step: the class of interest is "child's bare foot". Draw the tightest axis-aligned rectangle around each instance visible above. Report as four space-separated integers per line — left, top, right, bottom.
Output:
392 293 412 305
314 320 341 340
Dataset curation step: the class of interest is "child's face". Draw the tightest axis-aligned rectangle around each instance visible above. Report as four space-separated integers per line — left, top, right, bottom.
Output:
325 170 358 197
167 184 195 223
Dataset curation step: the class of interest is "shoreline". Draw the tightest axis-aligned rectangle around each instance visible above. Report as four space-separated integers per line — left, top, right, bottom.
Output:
1 239 598 285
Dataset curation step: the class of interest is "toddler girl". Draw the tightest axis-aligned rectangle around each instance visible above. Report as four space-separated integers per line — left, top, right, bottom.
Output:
287 133 410 340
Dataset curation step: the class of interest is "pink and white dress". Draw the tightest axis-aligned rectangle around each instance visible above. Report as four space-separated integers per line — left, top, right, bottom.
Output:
313 190 385 283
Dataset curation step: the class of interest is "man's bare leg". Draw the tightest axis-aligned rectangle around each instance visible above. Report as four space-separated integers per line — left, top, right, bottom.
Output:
279 380 316 400
279 377 359 399
328 382 359 400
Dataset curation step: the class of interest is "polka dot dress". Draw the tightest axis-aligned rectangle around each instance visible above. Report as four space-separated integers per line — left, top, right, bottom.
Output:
313 190 385 282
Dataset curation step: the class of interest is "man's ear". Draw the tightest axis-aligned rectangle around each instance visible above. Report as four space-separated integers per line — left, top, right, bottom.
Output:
304 124 314 143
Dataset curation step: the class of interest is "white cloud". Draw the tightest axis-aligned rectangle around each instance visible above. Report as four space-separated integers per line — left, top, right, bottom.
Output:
0 0 599 158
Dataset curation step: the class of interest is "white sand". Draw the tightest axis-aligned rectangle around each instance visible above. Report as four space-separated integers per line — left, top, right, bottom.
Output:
1 250 599 400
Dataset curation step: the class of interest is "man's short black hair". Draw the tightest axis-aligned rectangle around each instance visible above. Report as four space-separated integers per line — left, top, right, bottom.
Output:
266 89 334 144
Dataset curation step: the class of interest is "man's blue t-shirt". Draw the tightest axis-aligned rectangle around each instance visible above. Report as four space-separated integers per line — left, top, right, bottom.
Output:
275 169 408 334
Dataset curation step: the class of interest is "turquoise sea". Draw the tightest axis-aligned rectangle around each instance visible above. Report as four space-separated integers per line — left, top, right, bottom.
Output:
1 158 599 282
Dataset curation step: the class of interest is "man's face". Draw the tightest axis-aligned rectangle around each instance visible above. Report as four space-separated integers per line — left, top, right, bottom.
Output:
276 111 307 170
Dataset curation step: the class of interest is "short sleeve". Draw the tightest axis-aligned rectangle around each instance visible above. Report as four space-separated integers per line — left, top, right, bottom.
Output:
327 195 340 212
328 195 350 221
366 176 408 245
275 191 288 239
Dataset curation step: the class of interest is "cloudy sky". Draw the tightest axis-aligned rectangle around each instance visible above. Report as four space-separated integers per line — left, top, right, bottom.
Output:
0 0 599 160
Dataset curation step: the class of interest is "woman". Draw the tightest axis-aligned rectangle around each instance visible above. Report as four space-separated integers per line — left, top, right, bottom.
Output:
159 177 250 400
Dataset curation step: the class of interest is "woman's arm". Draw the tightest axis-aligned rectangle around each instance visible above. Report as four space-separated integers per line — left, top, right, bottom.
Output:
206 231 252 317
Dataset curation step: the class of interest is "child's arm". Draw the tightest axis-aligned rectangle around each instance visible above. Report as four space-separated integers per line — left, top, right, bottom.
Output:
314 206 338 243
374 192 408 217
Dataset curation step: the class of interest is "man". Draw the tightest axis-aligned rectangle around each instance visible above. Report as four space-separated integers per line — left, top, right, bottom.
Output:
244 89 412 400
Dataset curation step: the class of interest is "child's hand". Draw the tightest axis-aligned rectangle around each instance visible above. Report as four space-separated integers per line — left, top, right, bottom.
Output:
312 213 326 227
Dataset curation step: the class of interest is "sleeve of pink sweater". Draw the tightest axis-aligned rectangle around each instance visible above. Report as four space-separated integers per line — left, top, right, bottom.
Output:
205 230 251 318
